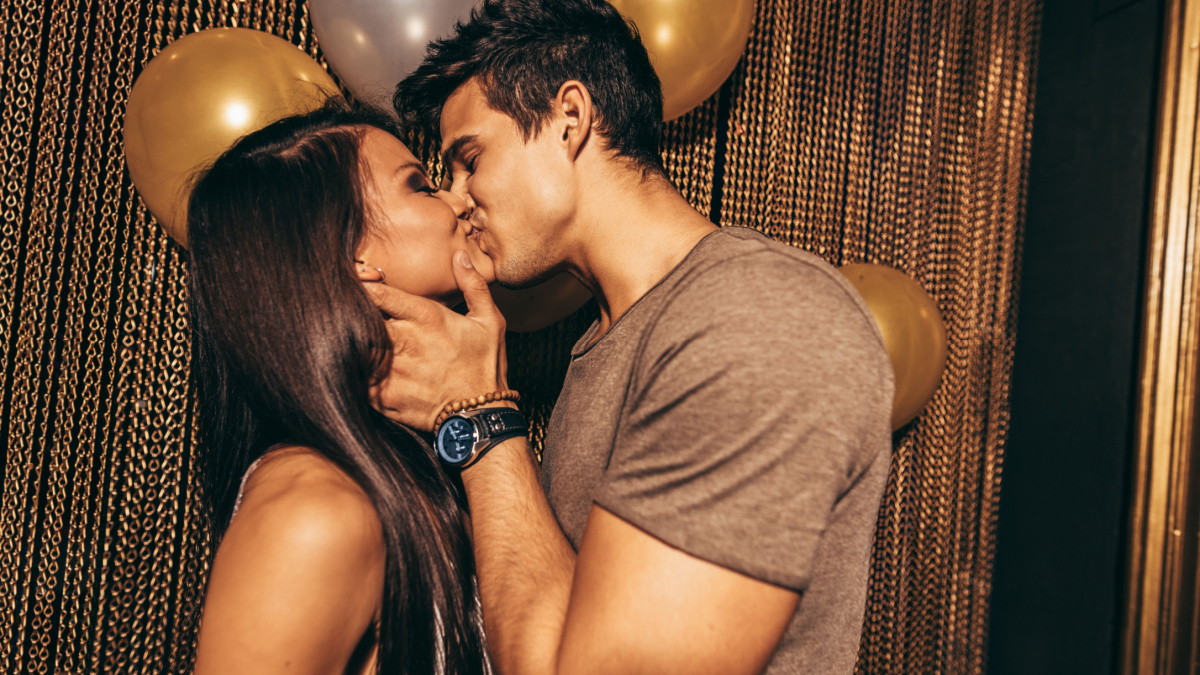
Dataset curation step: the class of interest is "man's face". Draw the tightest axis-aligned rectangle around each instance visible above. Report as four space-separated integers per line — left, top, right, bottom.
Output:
439 79 576 289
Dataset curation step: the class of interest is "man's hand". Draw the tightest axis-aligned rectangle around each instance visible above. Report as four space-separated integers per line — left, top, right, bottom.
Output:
363 251 508 431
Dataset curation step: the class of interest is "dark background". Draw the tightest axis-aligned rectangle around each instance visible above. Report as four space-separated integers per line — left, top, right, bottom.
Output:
987 0 1164 672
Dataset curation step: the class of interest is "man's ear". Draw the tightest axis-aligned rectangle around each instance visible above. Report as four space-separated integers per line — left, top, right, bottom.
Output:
555 80 593 161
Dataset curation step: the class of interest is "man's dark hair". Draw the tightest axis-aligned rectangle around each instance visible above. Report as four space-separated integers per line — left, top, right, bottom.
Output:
394 0 666 176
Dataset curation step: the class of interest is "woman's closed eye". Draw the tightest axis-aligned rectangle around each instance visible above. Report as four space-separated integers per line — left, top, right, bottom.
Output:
406 172 437 195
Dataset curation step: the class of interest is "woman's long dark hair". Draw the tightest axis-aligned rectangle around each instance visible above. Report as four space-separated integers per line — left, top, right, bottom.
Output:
187 100 488 675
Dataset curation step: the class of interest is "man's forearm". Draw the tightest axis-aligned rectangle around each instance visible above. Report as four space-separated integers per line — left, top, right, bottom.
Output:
460 438 576 675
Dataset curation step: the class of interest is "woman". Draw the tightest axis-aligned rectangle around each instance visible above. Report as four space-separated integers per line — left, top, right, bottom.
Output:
187 100 494 675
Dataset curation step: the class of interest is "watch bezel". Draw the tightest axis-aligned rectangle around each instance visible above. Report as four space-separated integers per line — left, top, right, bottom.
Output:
436 415 481 466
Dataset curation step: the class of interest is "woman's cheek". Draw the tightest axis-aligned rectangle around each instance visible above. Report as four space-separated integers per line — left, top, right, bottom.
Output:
380 252 451 302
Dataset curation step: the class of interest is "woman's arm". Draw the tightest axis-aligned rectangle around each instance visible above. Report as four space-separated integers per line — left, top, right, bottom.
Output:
194 448 385 675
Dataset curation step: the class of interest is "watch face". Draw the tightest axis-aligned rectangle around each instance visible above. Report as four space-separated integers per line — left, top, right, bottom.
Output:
437 417 477 465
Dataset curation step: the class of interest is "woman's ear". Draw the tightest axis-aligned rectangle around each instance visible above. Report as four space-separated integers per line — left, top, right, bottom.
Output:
354 260 386 284
556 80 593 160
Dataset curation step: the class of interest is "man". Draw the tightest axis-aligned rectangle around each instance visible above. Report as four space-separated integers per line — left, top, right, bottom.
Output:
368 0 894 672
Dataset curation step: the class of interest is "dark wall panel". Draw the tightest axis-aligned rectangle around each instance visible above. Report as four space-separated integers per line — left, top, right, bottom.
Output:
988 0 1162 673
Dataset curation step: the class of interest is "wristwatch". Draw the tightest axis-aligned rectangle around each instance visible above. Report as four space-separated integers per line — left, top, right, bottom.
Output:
434 407 527 468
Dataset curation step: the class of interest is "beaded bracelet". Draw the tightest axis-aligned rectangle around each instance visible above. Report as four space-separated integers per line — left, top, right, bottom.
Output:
433 389 521 430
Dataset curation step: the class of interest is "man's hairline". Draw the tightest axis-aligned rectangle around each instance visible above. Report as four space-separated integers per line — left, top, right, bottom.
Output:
435 75 555 156
435 77 667 181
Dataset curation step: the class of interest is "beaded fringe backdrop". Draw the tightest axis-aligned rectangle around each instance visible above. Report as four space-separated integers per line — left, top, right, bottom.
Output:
0 0 1038 672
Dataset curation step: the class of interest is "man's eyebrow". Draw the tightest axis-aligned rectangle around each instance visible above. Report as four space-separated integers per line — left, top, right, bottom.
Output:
441 135 478 166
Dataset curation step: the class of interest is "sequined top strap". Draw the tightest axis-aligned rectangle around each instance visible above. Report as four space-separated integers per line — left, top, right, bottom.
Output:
230 456 265 522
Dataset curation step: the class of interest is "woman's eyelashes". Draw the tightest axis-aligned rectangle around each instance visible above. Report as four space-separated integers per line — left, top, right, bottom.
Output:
406 172 437 195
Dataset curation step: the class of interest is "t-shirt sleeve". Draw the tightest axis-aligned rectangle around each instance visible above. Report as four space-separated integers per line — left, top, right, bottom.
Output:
592 252 893 591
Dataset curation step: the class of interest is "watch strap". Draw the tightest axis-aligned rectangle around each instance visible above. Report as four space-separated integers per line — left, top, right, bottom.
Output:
473 408 527 439
457 408 527 469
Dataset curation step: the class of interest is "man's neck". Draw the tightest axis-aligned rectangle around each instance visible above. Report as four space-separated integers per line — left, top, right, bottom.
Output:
562 171 718 335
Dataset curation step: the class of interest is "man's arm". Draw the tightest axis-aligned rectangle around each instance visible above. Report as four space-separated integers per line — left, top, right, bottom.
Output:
366 254 800 675
460 436 798 675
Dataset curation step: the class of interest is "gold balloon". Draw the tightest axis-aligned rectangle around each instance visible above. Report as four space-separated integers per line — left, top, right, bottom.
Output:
609 0 756 121
124 28 339 246
493 273 594 333
839 264 948 430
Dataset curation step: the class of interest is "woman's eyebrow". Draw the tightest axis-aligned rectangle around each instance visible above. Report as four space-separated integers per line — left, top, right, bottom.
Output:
392 161 430 181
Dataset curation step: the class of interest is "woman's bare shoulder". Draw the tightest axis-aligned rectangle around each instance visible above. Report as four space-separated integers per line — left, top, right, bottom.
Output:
235 447 381 546
240 445 371 508
195 446 384 674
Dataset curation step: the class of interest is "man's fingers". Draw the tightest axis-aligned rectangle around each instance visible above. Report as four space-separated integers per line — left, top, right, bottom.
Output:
383 320 409 355
454 251 502 325
364 282 437 323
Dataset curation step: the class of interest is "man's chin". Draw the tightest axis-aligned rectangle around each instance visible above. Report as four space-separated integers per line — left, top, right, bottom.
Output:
494 265 561 291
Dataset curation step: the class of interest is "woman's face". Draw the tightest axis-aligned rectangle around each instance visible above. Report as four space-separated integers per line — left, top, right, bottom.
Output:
355 127 496 306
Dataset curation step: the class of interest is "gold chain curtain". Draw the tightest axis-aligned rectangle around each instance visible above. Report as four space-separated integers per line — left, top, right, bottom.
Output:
0 0 1039 672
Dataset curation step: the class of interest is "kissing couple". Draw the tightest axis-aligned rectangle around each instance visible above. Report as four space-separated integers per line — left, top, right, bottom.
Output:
188 1 893 673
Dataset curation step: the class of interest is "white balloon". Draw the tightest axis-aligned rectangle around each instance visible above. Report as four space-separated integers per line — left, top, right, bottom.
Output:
310 0 479 110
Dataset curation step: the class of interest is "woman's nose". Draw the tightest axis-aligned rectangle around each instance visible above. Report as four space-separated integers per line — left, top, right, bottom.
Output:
436 185 473 220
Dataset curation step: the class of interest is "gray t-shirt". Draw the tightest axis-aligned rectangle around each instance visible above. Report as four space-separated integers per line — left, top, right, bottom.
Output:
541 227 893 673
